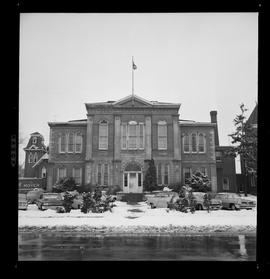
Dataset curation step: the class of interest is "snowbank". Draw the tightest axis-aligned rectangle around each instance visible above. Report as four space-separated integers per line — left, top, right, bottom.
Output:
19 202 256 234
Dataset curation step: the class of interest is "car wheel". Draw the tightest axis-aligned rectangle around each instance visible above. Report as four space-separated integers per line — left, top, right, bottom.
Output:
230 204 236 210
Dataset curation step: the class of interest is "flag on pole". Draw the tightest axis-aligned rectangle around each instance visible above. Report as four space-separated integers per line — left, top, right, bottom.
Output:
132 61 137 70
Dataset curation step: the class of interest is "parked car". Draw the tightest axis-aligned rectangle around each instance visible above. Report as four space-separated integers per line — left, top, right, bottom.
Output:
26 188 44 204
146 191 178 208
36 193 63 210
214 192 242 210
192 192 222 210
19 193 28 210
238 195 256 209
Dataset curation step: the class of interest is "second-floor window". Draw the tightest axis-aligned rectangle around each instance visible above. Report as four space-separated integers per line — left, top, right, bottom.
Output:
183 134 190 153
121 121 145 150
59 132 83 153
75 134 82 153
158 121 167 150
68 133 74 153
182 132 206 154
99 121 108 150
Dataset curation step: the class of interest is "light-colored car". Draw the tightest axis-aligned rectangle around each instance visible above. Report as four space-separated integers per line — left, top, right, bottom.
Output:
26 188 44 204
214 192 242 210
145 191 179 208
36 193 63 210
19 193 28 210
192 192 222 210
238 195 256 209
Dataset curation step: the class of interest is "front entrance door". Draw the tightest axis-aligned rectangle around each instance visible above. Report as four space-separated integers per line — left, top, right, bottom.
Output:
129 173 137 193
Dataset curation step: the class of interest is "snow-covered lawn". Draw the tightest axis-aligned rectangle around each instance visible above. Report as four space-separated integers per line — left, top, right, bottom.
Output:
19 201 256 233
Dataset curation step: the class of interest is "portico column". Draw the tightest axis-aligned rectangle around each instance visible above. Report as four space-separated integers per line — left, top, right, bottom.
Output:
85 115 93 161
145 116 152 160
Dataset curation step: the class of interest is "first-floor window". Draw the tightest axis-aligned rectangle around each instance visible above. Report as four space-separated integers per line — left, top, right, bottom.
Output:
183 168 192 182
103 164 109 186
223 177 230 190
124 173 128 187
58 167 66 180
97 164 102 185
73 168 82 185
41 167 46 178
157 164 162 185
164 164 169 185
138 173 142 186
200 167 206 176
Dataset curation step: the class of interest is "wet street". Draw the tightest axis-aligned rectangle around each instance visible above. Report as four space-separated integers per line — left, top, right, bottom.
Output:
18 232 256 261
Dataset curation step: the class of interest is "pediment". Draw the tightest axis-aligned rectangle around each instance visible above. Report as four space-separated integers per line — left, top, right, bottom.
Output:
113 95 152 107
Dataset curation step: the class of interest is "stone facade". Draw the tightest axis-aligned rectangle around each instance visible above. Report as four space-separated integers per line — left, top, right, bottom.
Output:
26 95 236 193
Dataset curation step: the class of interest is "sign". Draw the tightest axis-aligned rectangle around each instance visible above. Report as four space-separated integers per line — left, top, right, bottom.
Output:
19 178 45 193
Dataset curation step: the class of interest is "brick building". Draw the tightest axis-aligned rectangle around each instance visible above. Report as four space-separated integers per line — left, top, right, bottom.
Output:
26 95 236 193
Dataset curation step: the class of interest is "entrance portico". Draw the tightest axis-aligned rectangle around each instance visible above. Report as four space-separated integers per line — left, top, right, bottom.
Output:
123 162 143 193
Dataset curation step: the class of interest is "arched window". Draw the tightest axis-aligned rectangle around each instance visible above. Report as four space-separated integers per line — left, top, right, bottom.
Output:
59 133 66 153
41 167 46 178
198 133 205 153
158 121 167 150
191 133 197 152
28 153 33 163
68 133 74 153
99 120 108 150
75 133 83 153
33 152 38 163
128 121 137 149
183 134 190 153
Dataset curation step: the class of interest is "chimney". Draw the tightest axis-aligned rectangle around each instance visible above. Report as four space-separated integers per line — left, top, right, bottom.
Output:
210 111 219 146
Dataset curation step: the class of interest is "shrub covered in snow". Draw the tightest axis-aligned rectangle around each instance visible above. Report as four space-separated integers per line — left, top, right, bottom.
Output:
185 171 211 192
52 177 77 193
63 191 76 213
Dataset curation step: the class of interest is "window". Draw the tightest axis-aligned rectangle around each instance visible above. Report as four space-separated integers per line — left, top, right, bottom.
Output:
128 123 137 149
59 133 66 153
216 151 222 161
68 133 74 153
121 123 127 149
32 137 37 144
73 168 82 185
28 153 33 163
41 167 46 178
164 164 169 185
139 123 144 149
58 167 66 180
183 134 190 153
223 177 230 190
191 133 197 152
138 173 142 187
183 168 192 182
33 152 38 163
104 164 109 186
200 167 206 176
124 173 128 187
75 134 82 153
198 133 205 153
157 164 162 185
158 121 167 150
97 164 102 185
99 121 108 150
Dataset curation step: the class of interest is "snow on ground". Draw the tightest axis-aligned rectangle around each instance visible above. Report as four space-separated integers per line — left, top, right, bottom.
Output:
19 201 256 231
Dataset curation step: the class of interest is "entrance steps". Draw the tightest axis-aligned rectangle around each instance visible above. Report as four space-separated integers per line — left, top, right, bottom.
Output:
120 193 144 203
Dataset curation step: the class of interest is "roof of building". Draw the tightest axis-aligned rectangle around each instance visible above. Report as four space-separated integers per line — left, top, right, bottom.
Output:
247 103 257 125
32 153 49 168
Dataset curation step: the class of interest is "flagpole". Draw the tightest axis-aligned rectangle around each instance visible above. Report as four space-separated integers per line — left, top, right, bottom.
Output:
132 56 134 98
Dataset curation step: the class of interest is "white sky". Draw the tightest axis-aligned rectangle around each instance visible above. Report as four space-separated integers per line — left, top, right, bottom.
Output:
19 13 258 173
